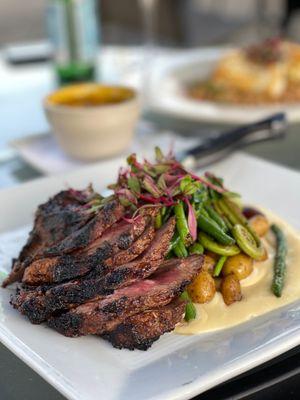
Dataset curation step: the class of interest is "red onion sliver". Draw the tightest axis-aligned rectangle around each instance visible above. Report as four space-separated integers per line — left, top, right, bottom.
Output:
183 197 197 241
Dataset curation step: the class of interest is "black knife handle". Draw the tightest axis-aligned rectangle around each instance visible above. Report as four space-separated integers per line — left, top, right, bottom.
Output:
178 113 287 169
181 112 287 159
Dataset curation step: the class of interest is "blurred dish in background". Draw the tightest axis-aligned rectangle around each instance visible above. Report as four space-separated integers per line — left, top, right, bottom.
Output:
147 46 300 124
187 39 300 105
44 83 140 161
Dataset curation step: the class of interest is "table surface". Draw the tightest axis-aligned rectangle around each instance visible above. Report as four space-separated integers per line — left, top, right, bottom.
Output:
0 45 300 400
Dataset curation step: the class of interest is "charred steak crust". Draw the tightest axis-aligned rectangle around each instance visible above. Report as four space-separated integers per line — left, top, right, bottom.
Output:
43 199 124 256
22 214 148 286
6 185 204 350
13 219 171 323
47 255 203 337
100 217 175 289
105 221 155 266
101 299 186 350
2 188 95 288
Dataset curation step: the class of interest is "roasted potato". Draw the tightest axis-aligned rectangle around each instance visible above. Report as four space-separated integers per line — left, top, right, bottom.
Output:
249 215 270 237
222 253 253 280
214 277 222 291
188 271 216 303
257 245 268 261
205 251 219 262
221 274 242 305
202 254 217 275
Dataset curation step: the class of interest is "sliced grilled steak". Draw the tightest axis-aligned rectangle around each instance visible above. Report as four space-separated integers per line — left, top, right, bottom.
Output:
42 199 124 256
14 220 170 323
2 188 95 287
47 255 203 337
100 217 175 289
105 221 155 266
22 215 149 286
102 299 186 350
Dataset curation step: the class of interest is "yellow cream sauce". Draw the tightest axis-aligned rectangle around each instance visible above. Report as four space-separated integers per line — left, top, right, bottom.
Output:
176 209 300 335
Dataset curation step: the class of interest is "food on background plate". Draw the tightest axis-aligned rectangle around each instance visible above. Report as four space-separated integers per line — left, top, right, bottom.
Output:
3 148 300 350
187 38 300 104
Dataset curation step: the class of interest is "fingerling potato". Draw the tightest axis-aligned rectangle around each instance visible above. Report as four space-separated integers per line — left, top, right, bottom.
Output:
188 271 216 303
222 253 253 280
249 215 270 237
221 274 242 305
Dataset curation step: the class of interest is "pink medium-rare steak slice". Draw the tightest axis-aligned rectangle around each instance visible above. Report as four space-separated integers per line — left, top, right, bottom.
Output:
99 217 175 289
47 255 203 337
13 220 171 323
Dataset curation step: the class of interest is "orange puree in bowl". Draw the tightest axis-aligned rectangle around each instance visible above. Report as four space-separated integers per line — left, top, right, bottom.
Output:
46 84 135 107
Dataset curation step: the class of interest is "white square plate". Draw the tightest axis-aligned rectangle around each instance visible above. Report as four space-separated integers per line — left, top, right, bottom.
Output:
0 152 300 400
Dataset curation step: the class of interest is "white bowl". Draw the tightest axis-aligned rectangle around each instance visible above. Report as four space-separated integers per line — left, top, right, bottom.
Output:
43 84 140 161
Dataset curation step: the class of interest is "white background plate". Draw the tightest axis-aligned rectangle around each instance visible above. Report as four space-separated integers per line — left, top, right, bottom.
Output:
0 152 300 400
148 48 300 124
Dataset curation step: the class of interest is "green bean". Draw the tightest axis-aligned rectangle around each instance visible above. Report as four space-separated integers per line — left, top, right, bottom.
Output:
155 212 162 229
217 199 240 225
219 198 261 246
173 238 188 258
271 224 287 297
204 204 228 232
180 291 197 321
161 206 167 217
226 199 261 245
232 224 264 260
184 302 197 321
197 213 235 245
174 202 190 244
189 242 204 255
168 233 180 253
213 200 233 230
213 256 227 277
200 208 210 218
198 232 240 256
162 206 173 224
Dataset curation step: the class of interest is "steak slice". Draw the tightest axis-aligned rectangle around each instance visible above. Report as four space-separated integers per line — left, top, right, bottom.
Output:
47 254 203 337
105 221 155 267
99 217 175 290
2 188 95 288
13 220 170 323
42 198 124 256
22 215 149 286
101 299 186 350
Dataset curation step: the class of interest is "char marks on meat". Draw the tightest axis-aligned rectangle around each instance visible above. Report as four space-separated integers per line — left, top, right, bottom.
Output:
102 299 186 350
2 188 95 287
22 213 147 286
12 218 172 323
100 217 175 289
47 255 203 337
6 188 203 350
43 199 124 256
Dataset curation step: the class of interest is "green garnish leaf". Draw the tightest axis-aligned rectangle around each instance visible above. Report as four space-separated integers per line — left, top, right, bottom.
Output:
127 176 141 195
157 174 167 190
155 146 164 162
